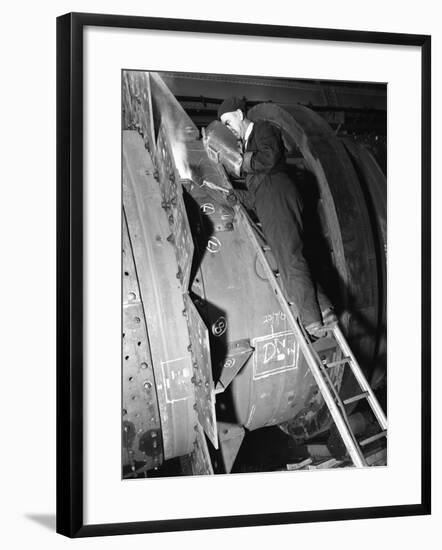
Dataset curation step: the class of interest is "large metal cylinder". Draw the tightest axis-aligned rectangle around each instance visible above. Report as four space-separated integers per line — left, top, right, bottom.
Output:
122 71 387 473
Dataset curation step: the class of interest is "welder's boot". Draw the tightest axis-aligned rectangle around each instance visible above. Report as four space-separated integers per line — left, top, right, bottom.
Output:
322 307 338 327
305 321 325 340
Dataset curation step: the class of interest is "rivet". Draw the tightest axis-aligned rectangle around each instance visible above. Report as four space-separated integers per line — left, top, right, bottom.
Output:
140 362 148 369
144 381 152 390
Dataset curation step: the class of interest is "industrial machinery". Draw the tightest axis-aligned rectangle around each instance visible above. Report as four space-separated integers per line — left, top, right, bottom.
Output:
122 71 387 477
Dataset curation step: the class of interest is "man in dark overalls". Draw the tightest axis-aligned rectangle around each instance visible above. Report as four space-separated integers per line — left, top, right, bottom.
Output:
217 96 335 336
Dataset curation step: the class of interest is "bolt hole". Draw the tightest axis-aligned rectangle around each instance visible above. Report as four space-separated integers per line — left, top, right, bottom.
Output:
137 341 141 346
125 355 129 360
128 376 133 382
124 271 129 276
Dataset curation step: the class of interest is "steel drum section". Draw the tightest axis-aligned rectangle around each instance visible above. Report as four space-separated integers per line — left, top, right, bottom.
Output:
187 190 314 432
123 130 196 460
122 214 163 476
184 294 218 448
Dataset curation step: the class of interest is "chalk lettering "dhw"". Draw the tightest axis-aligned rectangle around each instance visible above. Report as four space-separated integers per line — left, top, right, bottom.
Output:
262 337 295 364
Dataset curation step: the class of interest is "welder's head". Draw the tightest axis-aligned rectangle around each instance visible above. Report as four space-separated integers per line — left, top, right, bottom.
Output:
218 97 247 140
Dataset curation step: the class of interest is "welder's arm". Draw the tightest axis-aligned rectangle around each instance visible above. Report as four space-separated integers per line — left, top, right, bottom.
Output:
241 124 284 174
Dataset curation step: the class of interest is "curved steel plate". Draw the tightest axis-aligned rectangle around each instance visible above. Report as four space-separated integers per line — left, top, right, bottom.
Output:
123 130 196 460
122 213 162 475
184 294 218 448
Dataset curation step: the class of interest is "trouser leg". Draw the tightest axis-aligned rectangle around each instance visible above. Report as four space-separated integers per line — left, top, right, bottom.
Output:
316 284 332 314
255 180 322 326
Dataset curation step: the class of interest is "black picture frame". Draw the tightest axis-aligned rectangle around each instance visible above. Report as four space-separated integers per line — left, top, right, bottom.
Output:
56 12 431 538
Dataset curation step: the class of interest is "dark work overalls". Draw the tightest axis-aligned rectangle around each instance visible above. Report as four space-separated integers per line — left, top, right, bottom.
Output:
240 119 330 326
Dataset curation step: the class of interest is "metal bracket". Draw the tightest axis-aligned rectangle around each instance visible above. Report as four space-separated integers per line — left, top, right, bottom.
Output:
215 339 254 394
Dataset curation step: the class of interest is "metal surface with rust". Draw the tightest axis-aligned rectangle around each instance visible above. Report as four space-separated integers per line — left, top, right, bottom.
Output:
157 125 194 290
122 71 156 155
123 130 196 460
122 213 162 476
184 294 218 448
155 121 219 448
188 423 214 476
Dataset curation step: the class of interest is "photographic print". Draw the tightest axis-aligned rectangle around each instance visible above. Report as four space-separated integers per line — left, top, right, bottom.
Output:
121 70 388 479
57 13 430 536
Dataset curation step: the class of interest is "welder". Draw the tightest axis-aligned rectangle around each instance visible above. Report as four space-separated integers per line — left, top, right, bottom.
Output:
216 96 336 337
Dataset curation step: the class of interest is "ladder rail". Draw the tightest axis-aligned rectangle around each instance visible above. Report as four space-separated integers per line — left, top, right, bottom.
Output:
301 324 367 458
235 205 368 467
332 325 388 430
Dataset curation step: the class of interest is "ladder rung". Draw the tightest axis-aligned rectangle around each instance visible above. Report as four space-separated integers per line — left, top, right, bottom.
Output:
359 430 387 447
343 391 369 405
274 271 280 277
325 356 351 368
262 245 271 251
